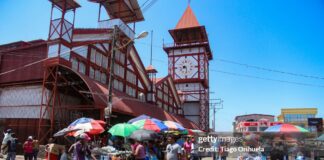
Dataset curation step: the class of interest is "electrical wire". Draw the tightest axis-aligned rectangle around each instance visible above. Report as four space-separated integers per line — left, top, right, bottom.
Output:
213 58 324 80
135 41 324 81
0 31 114 76
141 0 158 13
140 0 151 8
210 69 324 88
2 32 324 89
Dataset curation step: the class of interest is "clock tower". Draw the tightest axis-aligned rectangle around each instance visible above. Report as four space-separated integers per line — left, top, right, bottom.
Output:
163 5 212 131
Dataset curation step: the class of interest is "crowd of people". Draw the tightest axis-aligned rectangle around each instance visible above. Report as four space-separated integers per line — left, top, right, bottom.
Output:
1 129 201 160
127 135 199 160
1 129 39 160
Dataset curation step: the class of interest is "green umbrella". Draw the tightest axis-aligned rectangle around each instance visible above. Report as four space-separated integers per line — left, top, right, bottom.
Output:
108 123 139 137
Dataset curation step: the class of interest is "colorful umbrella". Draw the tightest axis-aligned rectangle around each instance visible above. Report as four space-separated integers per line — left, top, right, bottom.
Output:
128 114 151 124
66 117 105 137
53 128 81 137
264 124 309 133
108 123 139 137
132 118 168 132
129 129 159 141
163 121 186 131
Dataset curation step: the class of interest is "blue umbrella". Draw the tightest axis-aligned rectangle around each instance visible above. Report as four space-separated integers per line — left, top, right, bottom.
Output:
128 114 151 124
69 117 93 127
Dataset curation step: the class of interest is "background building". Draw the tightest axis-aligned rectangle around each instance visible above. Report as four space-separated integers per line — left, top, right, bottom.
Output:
234 114 282 132
277 108 317 128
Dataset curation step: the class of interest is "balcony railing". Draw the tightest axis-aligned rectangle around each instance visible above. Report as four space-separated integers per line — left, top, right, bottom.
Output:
98 19 135 40
163 41 208 48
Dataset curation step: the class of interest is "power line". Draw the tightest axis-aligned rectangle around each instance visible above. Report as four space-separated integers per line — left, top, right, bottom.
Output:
0 46 86 76
2 36 323 89
210 69 324 89
0 31 113 76
213 58 324 80
141 0 158 13
140 0 151 8
136 41 324 81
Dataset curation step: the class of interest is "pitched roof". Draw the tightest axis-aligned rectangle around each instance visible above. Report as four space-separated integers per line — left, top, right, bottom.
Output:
175 5 200 29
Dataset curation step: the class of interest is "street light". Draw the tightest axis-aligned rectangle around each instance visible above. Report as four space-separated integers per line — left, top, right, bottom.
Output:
136 31 149 39
117 31 149 49
105 25 148 127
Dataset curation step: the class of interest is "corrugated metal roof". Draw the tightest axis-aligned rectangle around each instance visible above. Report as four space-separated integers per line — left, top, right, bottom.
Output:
0 41 47 85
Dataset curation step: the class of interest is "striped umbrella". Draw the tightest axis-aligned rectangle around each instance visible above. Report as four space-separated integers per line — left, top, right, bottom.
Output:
128 114 151 124
61 117 106 137
265 124 309 133
163 121 186 131
132 118 168 133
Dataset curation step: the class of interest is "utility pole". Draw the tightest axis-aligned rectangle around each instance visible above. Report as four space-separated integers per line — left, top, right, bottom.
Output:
105 25 118 127
209 98 224 131
104 26 148 128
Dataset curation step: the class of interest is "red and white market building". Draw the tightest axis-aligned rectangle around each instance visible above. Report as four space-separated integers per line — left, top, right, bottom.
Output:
0 0 207 143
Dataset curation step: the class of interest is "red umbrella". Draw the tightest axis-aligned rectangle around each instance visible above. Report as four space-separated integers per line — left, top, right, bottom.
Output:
65 117 106 136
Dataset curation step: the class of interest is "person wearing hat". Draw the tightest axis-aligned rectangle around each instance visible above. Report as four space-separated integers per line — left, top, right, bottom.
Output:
68 133 95 160
1 129 13 155
23 136 34 160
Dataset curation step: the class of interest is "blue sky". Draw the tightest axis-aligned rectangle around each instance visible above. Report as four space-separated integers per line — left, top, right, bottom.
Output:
0 0 323 131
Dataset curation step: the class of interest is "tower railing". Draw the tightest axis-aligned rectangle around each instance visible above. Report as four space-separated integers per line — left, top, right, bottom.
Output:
98 18 135 40
163 41 208 48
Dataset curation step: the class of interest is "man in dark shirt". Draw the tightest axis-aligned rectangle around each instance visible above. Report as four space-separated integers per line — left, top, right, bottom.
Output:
6 133 18 160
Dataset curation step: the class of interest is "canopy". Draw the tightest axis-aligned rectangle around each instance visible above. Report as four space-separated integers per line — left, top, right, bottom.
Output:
265 124 309 133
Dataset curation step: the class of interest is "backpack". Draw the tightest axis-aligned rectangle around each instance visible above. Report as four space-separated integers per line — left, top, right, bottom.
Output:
24 141 33 153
